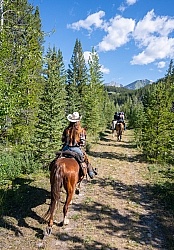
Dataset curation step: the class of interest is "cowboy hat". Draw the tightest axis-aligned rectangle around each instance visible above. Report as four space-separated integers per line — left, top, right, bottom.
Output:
67 112 82 122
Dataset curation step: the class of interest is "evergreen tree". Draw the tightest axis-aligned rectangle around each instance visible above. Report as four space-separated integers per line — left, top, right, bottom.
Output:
82 47 108 136
35 47 67 165
0 0 43 149
141 80 173 163
66 39 88 114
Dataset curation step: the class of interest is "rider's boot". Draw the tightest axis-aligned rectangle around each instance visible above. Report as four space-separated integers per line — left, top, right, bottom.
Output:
87 163 96 179
82 152 97 179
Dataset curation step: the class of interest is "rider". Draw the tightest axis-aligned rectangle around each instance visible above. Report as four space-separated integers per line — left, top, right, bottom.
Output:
112 112 119 131
61 111 95 179
118 111 126 130
114 112 120 121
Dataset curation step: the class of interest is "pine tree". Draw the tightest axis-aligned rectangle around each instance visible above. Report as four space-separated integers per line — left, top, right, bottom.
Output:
35 47 67 165
141 80 173 163
66 39 88 114
82 47 107 136
0 0 43 149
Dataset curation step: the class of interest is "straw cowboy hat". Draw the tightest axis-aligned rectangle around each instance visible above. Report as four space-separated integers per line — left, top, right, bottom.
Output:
67 112 82 122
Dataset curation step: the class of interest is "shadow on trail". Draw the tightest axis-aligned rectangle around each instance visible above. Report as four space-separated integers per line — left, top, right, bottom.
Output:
47 176 171 249
89 131 146 163
54 232 119 250
0 177 49 238
46 129 173 249
96 140 137 149
70 177 169 249
88 149 144 163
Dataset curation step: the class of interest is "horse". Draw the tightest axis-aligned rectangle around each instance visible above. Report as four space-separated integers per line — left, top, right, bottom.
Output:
43 155 87 235
115 122 124 141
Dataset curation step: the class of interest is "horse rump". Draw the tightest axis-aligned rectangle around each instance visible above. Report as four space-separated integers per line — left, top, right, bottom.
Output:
44 157 81 234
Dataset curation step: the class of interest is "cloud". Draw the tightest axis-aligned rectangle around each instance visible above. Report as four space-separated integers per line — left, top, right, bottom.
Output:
118 0 138 12
84 51 110 74
131 36 174 64
68 11 135 52
68 9 174 67
157 61 166 69
97 15 135 51
133 10 174 43
100 65 110 74
126 0 138 6
67 11 106 31
83 51 91 63
131 10 174 65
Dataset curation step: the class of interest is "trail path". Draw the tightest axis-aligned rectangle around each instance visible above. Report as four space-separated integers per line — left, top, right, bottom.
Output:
0 129 168 249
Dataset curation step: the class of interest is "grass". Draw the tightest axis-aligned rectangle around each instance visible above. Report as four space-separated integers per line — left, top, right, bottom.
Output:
148 164 174 210
148 164 174 249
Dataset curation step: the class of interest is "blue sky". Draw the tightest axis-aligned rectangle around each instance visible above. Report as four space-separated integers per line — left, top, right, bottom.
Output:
29 0 174 86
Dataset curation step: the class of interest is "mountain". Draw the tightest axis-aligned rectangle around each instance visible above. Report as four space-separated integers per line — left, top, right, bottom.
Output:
105 79 153 90
105 81 123 88
124 79 153 90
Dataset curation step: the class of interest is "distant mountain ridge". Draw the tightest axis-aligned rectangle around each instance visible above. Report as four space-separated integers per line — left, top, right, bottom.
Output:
105 79 153 90
105 81 123 88
124 79 153 90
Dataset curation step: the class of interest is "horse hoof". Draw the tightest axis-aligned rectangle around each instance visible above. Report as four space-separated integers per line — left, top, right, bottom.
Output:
45 226 52 236
63 217 69 225
75 188 80 195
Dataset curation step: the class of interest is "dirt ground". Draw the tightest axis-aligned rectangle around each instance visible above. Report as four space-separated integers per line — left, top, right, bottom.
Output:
0 129 171 249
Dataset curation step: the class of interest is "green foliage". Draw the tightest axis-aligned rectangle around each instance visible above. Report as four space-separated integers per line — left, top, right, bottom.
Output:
0 0 44 180
148 164 174 211
0 150 39 184
106 60 174 165
81 47 113 136
34 47 67 164
127 97 145 147
141 80 174 163
0 0 43 149
66 39 88 114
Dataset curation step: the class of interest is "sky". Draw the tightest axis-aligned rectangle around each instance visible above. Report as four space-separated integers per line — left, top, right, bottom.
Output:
29 0 174 86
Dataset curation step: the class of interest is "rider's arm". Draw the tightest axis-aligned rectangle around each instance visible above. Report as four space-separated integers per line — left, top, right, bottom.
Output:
79 129 86 147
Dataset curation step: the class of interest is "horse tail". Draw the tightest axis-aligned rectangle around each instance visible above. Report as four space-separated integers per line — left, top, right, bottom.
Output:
43 161 64 227
51 161 64 203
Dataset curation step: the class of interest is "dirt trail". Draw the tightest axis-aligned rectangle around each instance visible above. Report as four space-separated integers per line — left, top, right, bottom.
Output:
0 129 168 250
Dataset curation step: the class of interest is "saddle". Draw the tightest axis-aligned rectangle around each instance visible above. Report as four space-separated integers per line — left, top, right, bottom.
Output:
50 150 97 179
49 150 84 172
55 150 84 164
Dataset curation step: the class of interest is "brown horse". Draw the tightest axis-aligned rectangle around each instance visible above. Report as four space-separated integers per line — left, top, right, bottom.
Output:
115 122 124 141
44 156 86 235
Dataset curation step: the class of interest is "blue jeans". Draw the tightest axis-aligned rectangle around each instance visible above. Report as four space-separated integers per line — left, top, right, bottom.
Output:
62 145 83 157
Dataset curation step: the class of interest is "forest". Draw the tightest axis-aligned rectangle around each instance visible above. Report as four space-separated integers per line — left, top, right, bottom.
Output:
0 0 174 184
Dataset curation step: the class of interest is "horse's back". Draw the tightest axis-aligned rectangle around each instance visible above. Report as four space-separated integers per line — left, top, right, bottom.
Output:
56 157 79 167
